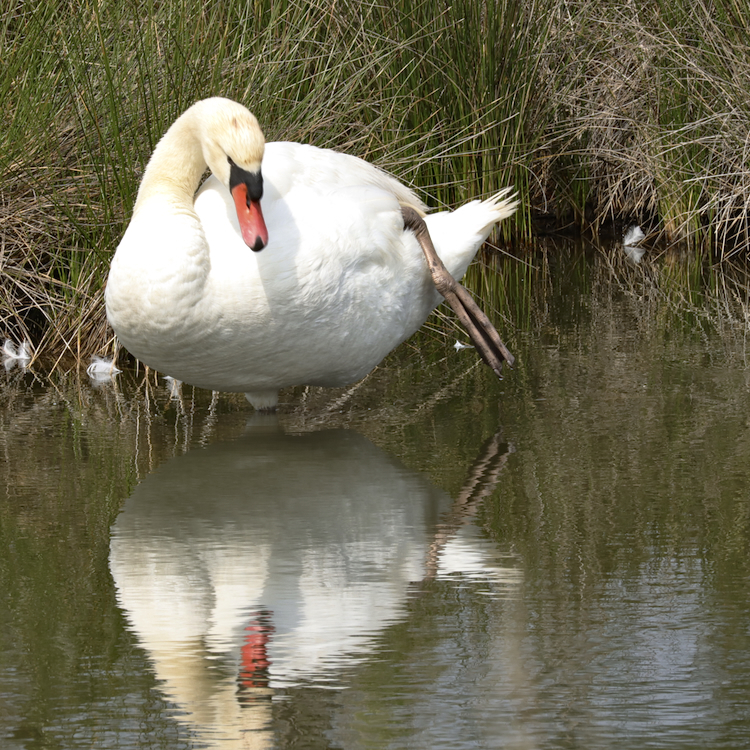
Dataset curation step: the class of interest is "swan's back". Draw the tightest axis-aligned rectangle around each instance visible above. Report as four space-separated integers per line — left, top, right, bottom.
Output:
260 142 427 214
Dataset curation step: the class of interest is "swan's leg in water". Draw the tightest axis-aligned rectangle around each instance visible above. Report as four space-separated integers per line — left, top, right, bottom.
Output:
402 206 514 379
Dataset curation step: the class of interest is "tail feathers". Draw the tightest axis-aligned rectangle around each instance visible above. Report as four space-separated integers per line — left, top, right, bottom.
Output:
480 187 519 225
447 186 519 242
422 187 519 280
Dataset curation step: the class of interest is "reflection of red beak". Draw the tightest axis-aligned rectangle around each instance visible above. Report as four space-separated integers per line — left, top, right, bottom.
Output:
231 183 269 252
239 616 274 689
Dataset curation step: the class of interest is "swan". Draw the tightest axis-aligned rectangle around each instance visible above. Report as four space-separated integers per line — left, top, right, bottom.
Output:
105 97 517 410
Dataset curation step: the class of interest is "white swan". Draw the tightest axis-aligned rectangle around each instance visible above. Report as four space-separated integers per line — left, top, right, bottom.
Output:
105 97 517 409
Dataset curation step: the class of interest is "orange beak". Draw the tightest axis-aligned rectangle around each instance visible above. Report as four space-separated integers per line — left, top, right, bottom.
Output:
231 183 269 252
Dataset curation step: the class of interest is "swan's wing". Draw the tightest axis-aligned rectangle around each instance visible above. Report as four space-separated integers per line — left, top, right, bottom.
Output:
260 142 427 215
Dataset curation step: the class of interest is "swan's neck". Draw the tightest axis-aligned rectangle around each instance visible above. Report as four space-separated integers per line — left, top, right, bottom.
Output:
133 110 207 213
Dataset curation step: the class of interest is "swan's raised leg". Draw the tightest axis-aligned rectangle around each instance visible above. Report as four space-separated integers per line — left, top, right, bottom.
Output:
402 207 514 378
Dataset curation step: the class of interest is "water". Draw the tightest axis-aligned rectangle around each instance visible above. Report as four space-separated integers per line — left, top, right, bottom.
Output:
2 246 750 748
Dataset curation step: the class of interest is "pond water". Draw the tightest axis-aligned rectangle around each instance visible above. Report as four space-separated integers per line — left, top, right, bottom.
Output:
2 242 750 749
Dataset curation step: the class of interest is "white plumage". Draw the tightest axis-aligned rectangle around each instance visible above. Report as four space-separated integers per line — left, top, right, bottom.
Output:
106 98 517 409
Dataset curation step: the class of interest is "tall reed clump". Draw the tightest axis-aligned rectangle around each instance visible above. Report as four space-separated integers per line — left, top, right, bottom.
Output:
0 0 552 364
4 0 750 365
541 0 750 257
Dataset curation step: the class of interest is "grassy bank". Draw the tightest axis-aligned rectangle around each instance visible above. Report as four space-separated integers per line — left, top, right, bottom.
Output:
3 0 750 362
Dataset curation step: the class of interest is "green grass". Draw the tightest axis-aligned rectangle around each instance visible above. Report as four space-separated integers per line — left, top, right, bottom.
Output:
3 0 750 362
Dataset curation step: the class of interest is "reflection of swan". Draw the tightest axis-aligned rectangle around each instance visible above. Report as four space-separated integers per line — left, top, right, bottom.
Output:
109 426 515 746
105 98 517 410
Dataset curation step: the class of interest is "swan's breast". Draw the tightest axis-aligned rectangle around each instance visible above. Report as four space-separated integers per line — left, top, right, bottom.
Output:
106 200 214 358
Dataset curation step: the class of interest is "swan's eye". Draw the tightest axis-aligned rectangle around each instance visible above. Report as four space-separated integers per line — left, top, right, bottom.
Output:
227 156 236 167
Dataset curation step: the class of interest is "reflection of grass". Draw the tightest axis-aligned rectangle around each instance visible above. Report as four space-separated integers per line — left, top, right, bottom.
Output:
5 0 750 361
456 236 750 365
473 246 750 631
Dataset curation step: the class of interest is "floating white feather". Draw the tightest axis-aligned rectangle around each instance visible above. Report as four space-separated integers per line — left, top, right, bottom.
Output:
623 225 646 263
2 339 32 370
623 225 645 247
87 355 122 381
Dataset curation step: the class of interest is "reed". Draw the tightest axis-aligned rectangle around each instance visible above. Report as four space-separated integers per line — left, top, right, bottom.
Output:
3 0 750 362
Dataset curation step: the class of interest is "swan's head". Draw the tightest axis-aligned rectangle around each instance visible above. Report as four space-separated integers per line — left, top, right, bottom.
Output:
198 98 269 252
